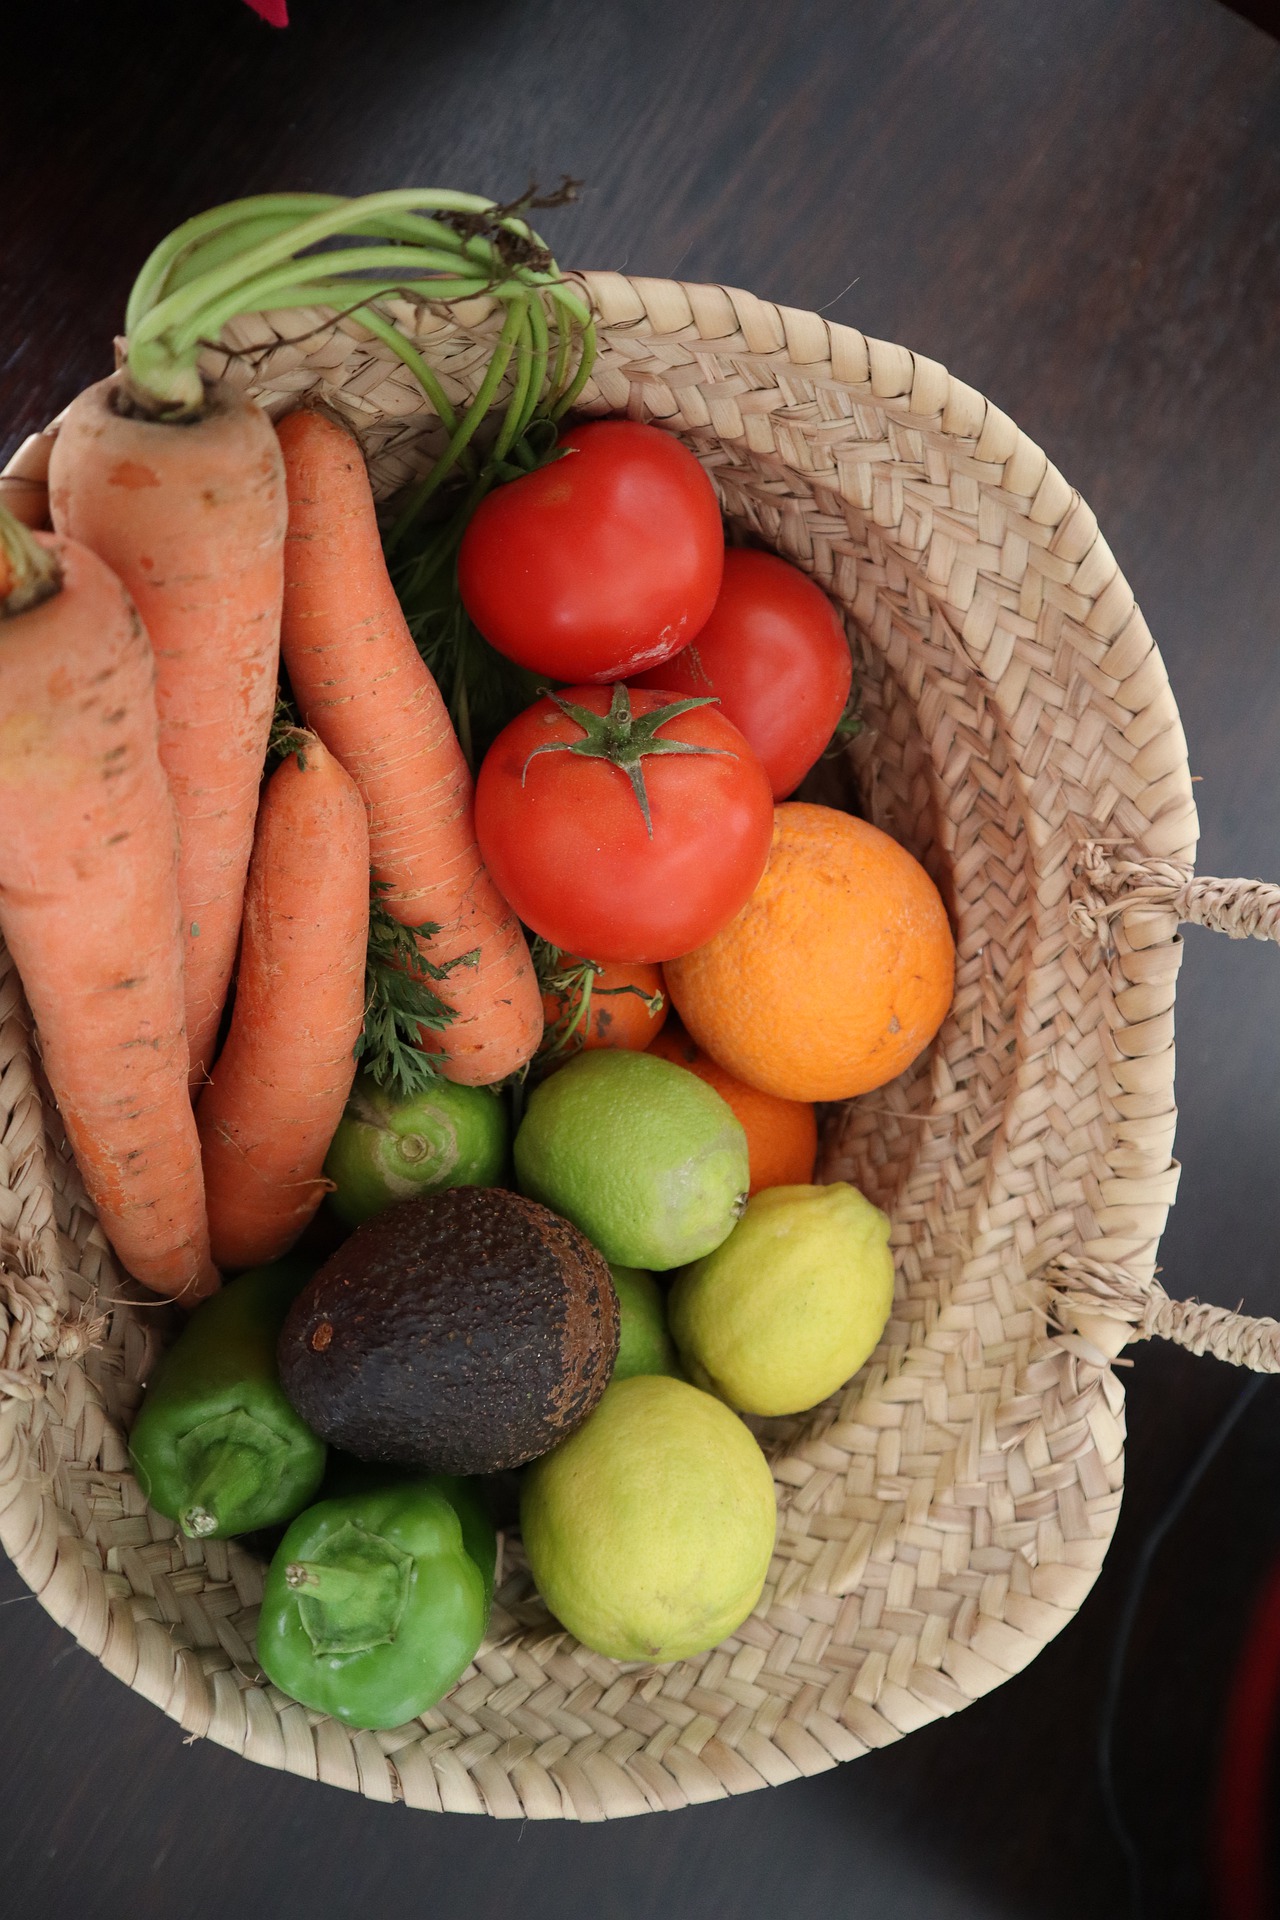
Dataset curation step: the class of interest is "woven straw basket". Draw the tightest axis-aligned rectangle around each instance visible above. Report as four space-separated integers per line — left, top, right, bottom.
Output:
3 273 1280 1821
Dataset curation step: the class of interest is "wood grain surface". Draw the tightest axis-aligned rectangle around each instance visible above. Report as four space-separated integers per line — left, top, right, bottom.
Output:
2 2 1279 1916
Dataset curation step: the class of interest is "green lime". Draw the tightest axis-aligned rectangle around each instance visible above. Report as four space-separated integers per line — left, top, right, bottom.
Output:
609 1265 681 1381
513 1051 748 1270
324 1071 508 1228
521 1374 776 1662
668 1182 894 1416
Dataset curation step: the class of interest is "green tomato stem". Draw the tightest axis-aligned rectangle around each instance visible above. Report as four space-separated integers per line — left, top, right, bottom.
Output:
521 685 731 838
556 966 597 1054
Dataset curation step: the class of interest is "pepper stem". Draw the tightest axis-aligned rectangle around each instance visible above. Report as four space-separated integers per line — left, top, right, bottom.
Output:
285 1561 366 1605
287 1520 415 1656
174 1407 283 1539
0 503 62 618
178 1443 269 1539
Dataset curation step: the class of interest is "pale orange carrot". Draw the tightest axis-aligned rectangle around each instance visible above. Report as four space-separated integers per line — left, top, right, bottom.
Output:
0 509 217 1301
275 407 543 1085
197 731 369 1270
47 379 286 1087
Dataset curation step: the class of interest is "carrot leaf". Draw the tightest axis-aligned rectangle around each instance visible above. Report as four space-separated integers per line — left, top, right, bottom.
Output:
266 688 313 769
356 888 477 1098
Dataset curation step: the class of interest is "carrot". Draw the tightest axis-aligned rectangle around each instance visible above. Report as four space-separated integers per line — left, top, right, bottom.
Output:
0 509 217 1301
47 380 286 1087
196 730 369 1270
37 186 594 1083
276 408 543 1085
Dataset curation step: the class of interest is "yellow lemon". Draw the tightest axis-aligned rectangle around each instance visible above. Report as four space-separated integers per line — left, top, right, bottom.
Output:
668 1183 893 1416
521 1375 776 1663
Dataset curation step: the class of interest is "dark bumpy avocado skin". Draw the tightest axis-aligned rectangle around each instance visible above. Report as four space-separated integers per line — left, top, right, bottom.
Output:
277 1188 619 1475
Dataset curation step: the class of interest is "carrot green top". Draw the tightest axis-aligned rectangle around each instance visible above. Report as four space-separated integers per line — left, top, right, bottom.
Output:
0 502 61 616
119 188 596 500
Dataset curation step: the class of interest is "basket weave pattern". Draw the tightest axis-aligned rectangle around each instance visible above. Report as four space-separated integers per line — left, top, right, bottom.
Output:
0 273 1226 1817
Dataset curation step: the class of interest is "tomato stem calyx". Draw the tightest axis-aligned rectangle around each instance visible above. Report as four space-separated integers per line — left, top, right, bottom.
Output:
521 684 732 838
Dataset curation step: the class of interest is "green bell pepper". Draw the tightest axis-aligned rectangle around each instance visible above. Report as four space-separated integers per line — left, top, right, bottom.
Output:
129 1255 327 1539
257 1478 495 1728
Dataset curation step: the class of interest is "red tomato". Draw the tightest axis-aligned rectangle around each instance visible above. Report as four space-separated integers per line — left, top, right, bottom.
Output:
474 685 774 964
635 548 853 798
457 421 724 683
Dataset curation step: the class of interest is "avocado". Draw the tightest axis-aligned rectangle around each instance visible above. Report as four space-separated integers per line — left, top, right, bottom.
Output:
276 1187 619 1475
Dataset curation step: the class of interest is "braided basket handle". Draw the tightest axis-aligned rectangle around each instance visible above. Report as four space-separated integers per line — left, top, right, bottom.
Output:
1059 851 1280 1370
1049 1256 1280 1372
1072 851 1280 945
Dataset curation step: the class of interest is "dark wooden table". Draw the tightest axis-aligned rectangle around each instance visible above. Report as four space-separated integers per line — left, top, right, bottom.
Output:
3 3 1279 1915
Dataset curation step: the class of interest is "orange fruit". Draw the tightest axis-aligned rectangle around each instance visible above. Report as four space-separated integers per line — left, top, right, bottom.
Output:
664 802 954 1102
540 955 667 1059
648 1020 817 1195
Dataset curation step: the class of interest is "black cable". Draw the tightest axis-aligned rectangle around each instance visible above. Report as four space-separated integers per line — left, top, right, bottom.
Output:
1097 1373 1268 1919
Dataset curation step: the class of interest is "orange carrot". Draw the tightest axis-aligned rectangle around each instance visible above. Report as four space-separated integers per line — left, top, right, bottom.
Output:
275 408 543 1086
197 731 369 1270
47 379 286 1087
0 510 217 1301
